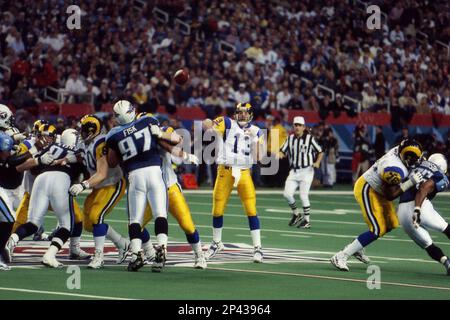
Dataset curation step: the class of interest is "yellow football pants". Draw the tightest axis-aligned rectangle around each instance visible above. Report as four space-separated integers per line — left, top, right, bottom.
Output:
354 176 398 237
212 165 257 217
13 191 84 232
143 183 196 235
83 178 126 232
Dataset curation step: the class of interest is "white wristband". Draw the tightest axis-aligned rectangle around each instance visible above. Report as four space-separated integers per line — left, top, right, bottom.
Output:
28 146 39 156
82 181 90 189
400 179 414 192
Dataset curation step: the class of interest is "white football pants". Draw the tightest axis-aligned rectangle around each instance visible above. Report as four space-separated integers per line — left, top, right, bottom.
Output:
397 199 448 249
127 166 168 226
28 171 73 231
0 186 15 223
283 167 314 207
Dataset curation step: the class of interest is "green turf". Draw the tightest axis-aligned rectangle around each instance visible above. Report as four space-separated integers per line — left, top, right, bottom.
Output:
1 190 450 300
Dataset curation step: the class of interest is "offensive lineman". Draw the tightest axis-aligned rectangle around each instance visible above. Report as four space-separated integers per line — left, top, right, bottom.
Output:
106 100 182 272
397 153 450 275
202 102 264 263
69 115 130 269
279 116 323 228
6 129 85 267
331 139 425 271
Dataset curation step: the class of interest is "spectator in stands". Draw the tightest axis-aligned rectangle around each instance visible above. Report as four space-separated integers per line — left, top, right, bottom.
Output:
389 25 406 43
94 80 111 112
374 126 386 160
361 85 378 111
394 127 410 146
65 71 87 103
234 83 250 104
319 127 338 187
187 88 204 108
352 124 372 184
276 82 291 110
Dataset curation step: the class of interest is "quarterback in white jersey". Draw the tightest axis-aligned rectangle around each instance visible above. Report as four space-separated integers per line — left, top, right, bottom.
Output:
331 139 425 271
202 102 264 263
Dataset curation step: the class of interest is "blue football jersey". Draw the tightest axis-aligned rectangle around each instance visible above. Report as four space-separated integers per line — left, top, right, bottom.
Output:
399 160 449 203
106 116 162 175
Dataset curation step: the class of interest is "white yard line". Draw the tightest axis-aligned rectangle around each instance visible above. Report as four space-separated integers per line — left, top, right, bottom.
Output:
206 267 450 292
0 287 136 300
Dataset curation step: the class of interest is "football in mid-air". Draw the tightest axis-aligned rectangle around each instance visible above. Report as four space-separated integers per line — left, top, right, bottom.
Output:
173 69 189 85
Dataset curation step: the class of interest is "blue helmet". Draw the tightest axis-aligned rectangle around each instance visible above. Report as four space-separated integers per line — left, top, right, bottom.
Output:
0 131 14 152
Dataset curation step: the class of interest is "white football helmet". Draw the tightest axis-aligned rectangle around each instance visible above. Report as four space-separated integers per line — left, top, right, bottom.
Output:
428 153 448 174
113 100 135 125
0 104 13 129
61 128 80 148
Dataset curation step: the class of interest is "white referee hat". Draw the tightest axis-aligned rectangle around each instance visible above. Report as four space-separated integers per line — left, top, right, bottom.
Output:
293 116 305 125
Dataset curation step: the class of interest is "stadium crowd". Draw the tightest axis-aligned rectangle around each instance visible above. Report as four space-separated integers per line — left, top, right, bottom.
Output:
0 0 449 186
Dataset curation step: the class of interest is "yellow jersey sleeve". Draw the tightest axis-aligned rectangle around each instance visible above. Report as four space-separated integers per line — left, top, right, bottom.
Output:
381 166 405 185
95 141 108 160
212 116 232 136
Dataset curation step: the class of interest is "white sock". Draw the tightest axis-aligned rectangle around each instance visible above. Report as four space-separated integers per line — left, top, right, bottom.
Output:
94 236 106 252
46 245 59 258
142 238 154 252
156 233 168 247
70 237 80 250
251 229 261 248
440 256 448 265
343 239 364 257
106 226 124 247
130 238 142 254
191 241 202 255
11 233 19 244
213 228 222 243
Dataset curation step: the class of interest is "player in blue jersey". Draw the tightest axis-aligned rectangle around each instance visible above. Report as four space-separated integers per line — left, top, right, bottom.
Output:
5 129 85 268
397 153 450 275
106 100 182 272
0 132 18 270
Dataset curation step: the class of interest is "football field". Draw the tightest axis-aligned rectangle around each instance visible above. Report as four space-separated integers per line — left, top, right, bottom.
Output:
1 188 450 300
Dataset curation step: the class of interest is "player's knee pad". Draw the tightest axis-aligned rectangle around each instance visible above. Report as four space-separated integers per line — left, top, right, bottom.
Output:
16 222 38 240
128 223 141 240
444 225 450 239
155 217 168 235
425 244 446 262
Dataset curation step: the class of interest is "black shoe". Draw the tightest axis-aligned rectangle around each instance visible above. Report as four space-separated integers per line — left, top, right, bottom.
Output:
297 219 311 229
444 259 450 276
127 251 145 272
151 245 167 273
288 214 302 226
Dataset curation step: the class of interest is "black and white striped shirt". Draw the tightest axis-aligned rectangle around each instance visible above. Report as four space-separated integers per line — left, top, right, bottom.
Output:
280 133 323 169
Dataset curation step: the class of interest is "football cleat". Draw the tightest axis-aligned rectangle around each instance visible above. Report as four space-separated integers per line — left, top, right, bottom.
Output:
143 245 156 265
297 219 311 229
42 255 64 268
194 252 207 269
288 213 303 226
69 245 91 260
205 241 224 260
0 256 10 271
116 239 131 264
444 258 450 276
4 237 17 263
253 246 263 263
151 245 167 273
88 250 105 269
127 251 144 272
353 249 370 264
330 251 349 271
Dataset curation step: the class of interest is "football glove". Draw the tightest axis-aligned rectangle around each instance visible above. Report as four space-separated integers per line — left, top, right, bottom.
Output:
150 125 163 138
182 152 199 165
412 206 421 228
410 172 425 185
69 181 90 196
37 153 55 165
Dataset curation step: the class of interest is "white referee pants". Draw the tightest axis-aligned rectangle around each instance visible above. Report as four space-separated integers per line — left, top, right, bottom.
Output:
397 200 448 249
28 171 73 231
127 166 168 226
283 167 314 208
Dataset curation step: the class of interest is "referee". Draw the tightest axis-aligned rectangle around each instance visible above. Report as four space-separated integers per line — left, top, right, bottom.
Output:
279 116 323 228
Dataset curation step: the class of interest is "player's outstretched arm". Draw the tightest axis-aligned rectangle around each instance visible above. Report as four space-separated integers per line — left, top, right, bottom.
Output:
414 179 435 208
151 124 183 145
69 156 109 196
202 119 214 130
